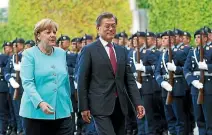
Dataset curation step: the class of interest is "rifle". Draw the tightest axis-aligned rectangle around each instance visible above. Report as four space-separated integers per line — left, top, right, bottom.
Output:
166 31 174 105
84 34 87 45
136 32 142 84
155 33 158 49
197 29 204 104
13 38 20 100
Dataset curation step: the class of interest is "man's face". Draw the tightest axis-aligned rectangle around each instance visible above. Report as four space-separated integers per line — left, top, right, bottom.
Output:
162 36 174 48
61 40 70 50
147 37 155 48
195 35 207 46
118 37 128 46
128 39 134 49
208 33 212 42
175 35 183 44
97 18 116 42
156 38 162 48
14 43 24 52
4 46 13 55
183 36 191 45
133 37 145 48
112 38 119 45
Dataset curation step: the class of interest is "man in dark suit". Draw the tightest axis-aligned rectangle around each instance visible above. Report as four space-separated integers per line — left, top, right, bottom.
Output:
77 12 145 135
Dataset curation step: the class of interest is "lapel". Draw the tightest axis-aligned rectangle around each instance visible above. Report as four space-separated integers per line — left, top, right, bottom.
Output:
96 40 114 75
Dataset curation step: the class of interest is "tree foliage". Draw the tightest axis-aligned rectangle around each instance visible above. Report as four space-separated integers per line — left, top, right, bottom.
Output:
0 0 132 51
137 0 212 35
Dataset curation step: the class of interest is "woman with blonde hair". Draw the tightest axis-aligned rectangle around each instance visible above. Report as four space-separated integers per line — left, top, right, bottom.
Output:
19 18 73 135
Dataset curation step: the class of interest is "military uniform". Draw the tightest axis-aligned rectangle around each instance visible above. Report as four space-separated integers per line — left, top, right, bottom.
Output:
4 39 24 135
184 29 212 135
0 43 10 134
155 31 187 135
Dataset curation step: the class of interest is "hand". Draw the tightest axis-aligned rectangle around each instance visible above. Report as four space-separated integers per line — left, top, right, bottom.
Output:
14 62 21 71
135 60 145 72
136 81 142 89
136 105 145 119
39 102 54 114
81 110 91 123
198 60 208 70
161 81 172 92
9 78 20 89
167 60 176 72
192 80 203 89
74 81 78 89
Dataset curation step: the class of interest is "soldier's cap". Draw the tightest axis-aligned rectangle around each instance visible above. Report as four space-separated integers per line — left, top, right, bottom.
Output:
71 37 82 43
194 28 208 38
203 26 212 34
183 31 191 38
60 35 70 41
119 31 128 38
25 40 35 47
132 31 146 38
82 34 93 41
174 29 184 36
161 30 175 37
2 41 12 47
156 33 163 38
12 38 25 44
114 33 120 39
146 32 155 37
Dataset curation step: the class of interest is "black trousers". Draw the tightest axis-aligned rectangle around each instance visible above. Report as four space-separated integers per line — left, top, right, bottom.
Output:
23 117 72 135
94 98 125 135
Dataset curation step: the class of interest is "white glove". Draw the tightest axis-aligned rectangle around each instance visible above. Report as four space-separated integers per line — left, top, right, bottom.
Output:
14 62 21 71
167 60 176 72
74 81 77 89
133 72 138 78
191 80 203 89
198 60 208 70
136 81 142 89
161 81 172 92
135 60 145 72
9 78 20 89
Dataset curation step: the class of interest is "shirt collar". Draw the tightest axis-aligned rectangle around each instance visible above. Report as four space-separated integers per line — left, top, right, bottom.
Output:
147 45 155 50
99 37 110 47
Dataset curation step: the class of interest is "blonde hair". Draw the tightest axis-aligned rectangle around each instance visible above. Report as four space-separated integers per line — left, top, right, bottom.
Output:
34 18 58 43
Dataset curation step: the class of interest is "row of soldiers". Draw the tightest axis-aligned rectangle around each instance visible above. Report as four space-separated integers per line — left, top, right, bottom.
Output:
0 26 212 135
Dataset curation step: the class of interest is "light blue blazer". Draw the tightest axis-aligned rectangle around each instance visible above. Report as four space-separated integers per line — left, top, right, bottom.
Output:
19 46 73 119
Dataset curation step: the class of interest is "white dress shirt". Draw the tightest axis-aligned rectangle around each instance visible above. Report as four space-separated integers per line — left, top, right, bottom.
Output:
99 37 117 61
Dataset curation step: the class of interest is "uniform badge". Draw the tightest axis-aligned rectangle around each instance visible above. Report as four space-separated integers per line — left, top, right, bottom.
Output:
152 49 155 52
174 48 178 51
210 45 212 48
206 47 209 50
180 46 184 49
143 49 146 53
63 36 66 40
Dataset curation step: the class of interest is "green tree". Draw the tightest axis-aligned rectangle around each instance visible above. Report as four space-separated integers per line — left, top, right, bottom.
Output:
0 0 132 52
137 0 212 39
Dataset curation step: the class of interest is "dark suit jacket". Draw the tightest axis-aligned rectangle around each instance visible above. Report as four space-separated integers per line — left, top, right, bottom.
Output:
77 39 142 116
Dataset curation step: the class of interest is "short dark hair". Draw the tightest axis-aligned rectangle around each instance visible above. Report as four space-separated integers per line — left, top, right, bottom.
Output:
96 12 117 27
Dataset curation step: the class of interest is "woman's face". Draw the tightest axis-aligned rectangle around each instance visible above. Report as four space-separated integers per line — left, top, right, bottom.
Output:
38 28 57 47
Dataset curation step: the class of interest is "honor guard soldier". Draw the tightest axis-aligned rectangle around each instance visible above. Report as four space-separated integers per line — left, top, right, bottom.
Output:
184 28 212 135
128 31 148 135
146 32 168 135
183 32 192 47
155 31 187 135
81 34 93 47
128 35 134 50
118 31 128 46
4 38 25 135
24 40 35 50
0 42 10 135
156 33 164 51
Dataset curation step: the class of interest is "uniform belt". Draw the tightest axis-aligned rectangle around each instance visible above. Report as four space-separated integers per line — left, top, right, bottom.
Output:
163 74 183 80
11 73 16 77
193 71 212 76
141 73 151 77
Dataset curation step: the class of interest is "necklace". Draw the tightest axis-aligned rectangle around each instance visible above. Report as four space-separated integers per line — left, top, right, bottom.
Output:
37 46 53 56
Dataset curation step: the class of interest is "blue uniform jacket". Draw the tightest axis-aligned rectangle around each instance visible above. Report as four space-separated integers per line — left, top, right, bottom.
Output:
155 46 189 97
0 53 9 92
183 45 212 95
